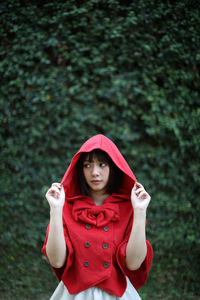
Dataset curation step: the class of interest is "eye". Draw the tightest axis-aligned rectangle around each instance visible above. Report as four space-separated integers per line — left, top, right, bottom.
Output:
100 162 107 167
84 163 91 168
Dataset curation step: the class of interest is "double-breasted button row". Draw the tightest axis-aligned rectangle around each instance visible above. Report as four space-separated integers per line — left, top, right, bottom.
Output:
83 261 109 268
85 224 109 232
84 242 108 249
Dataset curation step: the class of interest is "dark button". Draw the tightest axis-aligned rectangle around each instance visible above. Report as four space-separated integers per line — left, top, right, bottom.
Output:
104 226 109 232
84 261 89 267
104 262 109 268
85 224 91 229
103 243 108 249
85 242 90 248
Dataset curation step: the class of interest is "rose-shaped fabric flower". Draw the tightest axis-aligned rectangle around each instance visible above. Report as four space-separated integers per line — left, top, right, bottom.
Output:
72 201 119 227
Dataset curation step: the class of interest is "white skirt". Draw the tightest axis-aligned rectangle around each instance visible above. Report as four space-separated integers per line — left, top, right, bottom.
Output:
50 277 141 300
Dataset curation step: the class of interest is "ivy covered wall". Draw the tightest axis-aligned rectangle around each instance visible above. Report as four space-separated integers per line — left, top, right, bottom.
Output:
0 1 200 299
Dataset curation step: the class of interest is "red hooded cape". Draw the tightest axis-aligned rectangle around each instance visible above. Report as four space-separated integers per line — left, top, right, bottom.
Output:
42 134 153 297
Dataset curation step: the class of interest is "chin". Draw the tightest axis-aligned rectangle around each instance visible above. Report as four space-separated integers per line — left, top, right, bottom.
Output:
91 186 106 193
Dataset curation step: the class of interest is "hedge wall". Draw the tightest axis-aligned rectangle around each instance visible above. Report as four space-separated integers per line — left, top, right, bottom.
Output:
0 1 200 299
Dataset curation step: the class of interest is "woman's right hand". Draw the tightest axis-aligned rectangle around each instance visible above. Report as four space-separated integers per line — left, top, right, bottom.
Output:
45 183 65 209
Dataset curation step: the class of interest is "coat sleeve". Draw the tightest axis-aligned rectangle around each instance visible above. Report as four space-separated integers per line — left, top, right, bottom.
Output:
42 221 74 281
116 217 153 290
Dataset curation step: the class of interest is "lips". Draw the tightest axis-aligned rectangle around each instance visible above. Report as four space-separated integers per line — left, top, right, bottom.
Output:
91 180 101 184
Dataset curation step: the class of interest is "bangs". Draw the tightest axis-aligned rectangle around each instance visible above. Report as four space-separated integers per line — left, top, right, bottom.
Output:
85 149 111 163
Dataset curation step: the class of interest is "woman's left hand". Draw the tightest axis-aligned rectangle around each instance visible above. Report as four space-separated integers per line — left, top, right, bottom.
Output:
131 182 151 211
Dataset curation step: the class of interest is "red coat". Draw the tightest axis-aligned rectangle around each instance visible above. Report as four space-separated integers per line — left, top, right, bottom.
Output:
42 134 153 297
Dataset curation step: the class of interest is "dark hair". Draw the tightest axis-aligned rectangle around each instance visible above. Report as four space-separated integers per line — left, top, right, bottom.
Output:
77 149 123 196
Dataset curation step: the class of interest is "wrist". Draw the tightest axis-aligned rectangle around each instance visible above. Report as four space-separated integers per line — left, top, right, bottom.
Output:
50 206 63 217
133 208 146 218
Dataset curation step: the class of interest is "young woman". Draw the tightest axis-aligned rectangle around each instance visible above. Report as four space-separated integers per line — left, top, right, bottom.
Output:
42 134 153 300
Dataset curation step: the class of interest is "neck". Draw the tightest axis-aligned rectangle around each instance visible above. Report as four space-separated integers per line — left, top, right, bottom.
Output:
90 191 110 206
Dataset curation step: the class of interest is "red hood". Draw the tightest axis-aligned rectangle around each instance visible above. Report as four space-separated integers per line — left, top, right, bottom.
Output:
61 134 137 199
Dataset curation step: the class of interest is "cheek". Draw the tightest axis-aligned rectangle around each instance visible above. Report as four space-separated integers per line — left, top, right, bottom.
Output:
83 169 89 181
105 168 110 181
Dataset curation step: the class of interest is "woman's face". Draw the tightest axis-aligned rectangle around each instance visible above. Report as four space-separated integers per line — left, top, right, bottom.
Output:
83 155 110 195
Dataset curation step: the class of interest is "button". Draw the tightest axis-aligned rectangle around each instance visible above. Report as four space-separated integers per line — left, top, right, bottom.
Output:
85 242 90 248
85 224 91 229
84 261 89 267
104 226 109 232
104 262 109 268
103 243 108 249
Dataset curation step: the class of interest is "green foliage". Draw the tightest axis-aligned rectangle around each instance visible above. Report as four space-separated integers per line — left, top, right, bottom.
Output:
0 0 200 299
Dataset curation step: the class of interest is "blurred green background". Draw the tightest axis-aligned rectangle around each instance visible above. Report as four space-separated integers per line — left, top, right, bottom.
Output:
0 0 200 299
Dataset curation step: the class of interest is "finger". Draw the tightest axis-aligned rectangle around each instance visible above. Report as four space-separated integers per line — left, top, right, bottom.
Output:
46 188 54 196
52 183 61 189
132 182 138 191
46 188 60 200
135 187 144 195
60 185 65 198
52 182 61 186
135 182 144 189
138 191 149 199
50 186 61 194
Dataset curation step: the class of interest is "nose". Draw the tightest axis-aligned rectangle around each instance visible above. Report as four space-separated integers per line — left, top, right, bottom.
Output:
91 164 100 176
